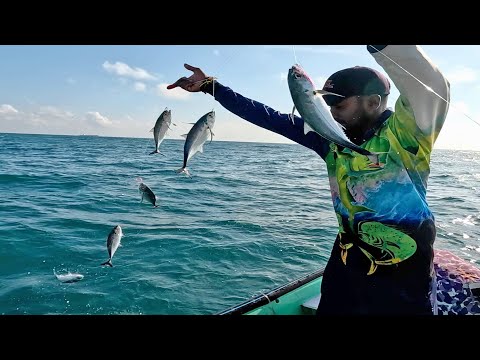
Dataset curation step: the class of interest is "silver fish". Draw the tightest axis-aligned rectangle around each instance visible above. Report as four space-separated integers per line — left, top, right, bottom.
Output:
150 108 172 155
139 182 159 208
101 225 123 267
176 110 215 176
287 64 382 165
53 269 84 283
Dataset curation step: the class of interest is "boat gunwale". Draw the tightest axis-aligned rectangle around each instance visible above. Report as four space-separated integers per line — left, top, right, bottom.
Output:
216 266 325 315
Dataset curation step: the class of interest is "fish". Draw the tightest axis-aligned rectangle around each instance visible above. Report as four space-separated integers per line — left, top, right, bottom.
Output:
150 108 172 155
53 269 84 283
357 221 417 275
287 64 383 167
176 110 215 176
139 182 159 208
101 225 123 267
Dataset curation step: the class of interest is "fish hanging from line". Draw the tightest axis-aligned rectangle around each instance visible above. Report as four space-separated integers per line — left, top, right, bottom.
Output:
176 110 215 176
287 63 384 167
150 107 173 155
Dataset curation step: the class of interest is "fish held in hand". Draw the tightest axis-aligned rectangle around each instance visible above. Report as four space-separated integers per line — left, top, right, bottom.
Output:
287 64 383 167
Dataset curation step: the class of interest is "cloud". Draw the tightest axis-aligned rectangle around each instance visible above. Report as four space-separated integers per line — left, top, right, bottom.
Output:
27 106 75 128
446 66 477 84
263 45 353 55
86 111 113 127
66 77 76 84
0 104 79 133
37 105 74 118
134 82 146 92
213 49 220 56
280 72 288 82
0 104 19 114
103 61 157 81
156 83 190 100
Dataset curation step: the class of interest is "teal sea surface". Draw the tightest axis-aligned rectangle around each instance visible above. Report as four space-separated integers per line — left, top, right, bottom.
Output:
1 133 479 315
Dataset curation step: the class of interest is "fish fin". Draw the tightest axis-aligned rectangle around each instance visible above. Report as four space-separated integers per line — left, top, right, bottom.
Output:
289 106 296 125
340 249 348 265
303 122 315 135
367 262 378 275
358 247 378 275
207 126 215 143
181 134 188 138
313 89 345 98
101 259 113 267
198 145 204 153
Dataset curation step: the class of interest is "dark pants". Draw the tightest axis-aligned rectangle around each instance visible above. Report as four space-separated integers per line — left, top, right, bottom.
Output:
316 236 434 316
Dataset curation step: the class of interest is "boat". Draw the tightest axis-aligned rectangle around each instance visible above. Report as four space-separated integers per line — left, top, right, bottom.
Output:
217 249 480 315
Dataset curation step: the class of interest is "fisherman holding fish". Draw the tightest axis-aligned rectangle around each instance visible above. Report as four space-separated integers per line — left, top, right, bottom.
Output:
167 46 450 315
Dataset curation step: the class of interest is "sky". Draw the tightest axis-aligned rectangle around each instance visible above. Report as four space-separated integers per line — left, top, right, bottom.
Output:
1 45 480 151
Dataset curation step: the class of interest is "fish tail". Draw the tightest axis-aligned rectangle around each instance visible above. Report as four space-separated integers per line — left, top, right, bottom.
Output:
149 150 160 155
175 167 191 177
101 259 113 267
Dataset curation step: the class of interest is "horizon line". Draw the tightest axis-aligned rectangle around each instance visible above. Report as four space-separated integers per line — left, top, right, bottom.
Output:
1 131 478 152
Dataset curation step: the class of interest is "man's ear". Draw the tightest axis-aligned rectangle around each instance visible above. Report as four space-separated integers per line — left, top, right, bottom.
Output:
367 94 382 110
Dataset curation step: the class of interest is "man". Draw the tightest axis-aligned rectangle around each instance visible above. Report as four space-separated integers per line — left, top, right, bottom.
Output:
167 45 450 315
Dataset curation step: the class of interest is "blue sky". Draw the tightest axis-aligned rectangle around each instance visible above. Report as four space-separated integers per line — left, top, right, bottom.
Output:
1 45 479 150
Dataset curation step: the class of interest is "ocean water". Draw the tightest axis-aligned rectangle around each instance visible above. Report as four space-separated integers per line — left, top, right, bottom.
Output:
1 133 479 315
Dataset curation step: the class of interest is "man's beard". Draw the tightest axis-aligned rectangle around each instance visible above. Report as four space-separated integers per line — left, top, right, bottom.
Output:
344 112 369 144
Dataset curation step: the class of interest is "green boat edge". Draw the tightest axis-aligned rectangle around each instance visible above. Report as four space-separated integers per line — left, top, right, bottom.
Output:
217 248 480 315
217 267 325 315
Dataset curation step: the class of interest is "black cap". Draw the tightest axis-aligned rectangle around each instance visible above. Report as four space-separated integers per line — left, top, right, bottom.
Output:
322 66 391 106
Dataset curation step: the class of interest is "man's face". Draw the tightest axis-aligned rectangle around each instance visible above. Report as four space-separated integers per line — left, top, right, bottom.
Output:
329 96 368 131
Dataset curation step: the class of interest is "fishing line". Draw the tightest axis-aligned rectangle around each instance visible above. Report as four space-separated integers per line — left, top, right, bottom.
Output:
369 45 480 128
206 46 241 111
174 47 243 143
134 116 161 199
